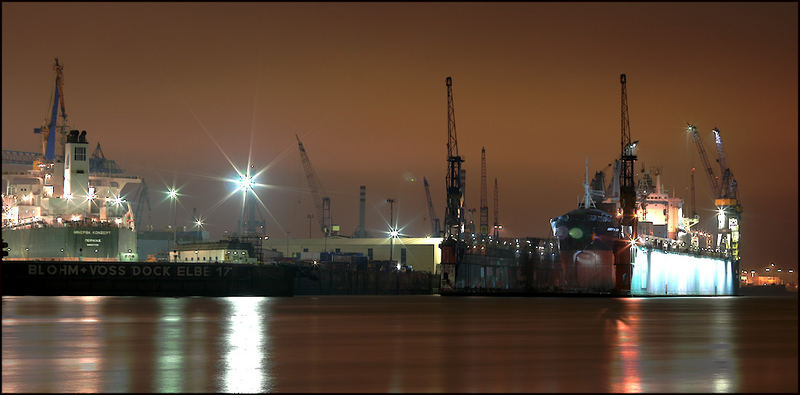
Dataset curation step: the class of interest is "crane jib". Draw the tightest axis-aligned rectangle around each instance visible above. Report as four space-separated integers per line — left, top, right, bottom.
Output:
44 83 60 160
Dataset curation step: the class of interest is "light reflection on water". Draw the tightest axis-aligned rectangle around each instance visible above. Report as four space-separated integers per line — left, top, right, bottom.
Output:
1 295 797 393
222 297 271 393
611 298 642 393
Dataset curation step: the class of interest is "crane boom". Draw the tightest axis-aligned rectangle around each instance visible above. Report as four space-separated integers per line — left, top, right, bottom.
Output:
296 134 329 235
712 127 737 199
34 58 69 161
423 177 440 236
687 124 720 197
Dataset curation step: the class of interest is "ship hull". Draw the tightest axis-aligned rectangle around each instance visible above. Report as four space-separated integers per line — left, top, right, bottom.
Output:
2 225 137 261
440 241 738 297
630 246 738 296
0 261 297 297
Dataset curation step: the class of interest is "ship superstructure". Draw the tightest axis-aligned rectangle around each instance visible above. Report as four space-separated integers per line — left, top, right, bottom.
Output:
2 58 140 261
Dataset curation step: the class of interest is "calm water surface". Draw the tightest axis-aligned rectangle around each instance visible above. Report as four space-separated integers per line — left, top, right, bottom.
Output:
2 295 797 393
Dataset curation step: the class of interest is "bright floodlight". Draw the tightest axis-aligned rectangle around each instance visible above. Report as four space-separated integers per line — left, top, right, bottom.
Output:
167 189 178 199
194 218 204 228
389 229 399 238
238 174 254 192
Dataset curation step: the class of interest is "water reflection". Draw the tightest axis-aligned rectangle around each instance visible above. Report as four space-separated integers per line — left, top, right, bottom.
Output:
155 299 184 392
609 299 642 393
710 299 737 392
222 297 271 393
2 295 797 393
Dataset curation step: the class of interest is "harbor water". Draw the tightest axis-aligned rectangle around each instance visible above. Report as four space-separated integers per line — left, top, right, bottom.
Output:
2 295 797 393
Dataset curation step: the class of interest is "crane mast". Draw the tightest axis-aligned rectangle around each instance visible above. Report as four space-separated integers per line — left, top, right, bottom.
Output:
479 147 489 239
423 177 440 237
440 76 465 292
296 135 331 237
618 74 638 238
444 76 464 241
613 73 638 296
690 167 697 218
492 177 501 239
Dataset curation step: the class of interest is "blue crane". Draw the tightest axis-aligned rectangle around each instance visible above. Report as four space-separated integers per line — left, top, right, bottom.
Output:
33 58 68 161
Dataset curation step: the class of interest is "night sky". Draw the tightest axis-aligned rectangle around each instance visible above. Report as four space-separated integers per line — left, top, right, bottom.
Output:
2 3 797 271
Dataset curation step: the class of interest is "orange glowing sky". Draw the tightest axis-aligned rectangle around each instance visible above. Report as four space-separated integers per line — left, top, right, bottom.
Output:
2 3 797 270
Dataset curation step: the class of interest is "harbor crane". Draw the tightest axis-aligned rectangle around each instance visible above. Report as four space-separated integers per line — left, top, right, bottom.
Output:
33 58 69 161
686 124 742 261
686 124 742 258
479 147 489 239
443 77 465 240
614 73 638 295
687 124 720 198
618 74 639 238
492 177 502 239
440 76 466 292
296 134 332 237
712 128 738 201
89 143 124 174
711 127 742 260
422 177 441 237
132 179 152 231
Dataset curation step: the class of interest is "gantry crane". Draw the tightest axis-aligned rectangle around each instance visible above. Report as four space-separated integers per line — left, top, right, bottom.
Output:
423 177 441 237
296 135 332 237
479 147 489 239
89 143 124 174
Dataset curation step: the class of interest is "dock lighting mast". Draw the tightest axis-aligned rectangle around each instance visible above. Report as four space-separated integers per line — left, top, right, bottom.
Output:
387 198 397 266
440 76 465 292
479 147 489 239
167 188 178 261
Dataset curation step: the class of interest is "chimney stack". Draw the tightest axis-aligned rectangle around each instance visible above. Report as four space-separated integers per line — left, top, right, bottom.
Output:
354 185 368 237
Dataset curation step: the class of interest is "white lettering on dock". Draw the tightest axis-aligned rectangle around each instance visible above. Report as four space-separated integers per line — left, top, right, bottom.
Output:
25 263 230 278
